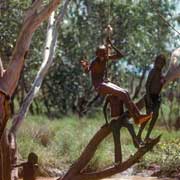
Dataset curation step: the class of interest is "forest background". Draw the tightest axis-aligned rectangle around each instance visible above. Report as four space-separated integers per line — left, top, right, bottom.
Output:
0 0 180 178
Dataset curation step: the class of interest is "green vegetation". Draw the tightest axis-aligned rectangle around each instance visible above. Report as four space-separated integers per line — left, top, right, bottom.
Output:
16 115 180 176
1 0 179 178
1 0 179 117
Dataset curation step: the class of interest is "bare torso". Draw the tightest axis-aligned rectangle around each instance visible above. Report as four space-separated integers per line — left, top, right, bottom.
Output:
23 163 37 180
146 68 164 95
107 96 124 117
90 57 107 88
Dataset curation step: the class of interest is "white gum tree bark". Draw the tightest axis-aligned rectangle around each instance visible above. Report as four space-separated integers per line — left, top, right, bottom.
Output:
0 0 62 97
0 1 62 180
9 0 71 135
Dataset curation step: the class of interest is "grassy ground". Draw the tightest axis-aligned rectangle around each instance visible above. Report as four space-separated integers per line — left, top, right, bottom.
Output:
15 114 180 176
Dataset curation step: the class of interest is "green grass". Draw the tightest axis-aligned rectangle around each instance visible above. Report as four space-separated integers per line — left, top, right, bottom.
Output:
16 115 180 175
138 129 180 176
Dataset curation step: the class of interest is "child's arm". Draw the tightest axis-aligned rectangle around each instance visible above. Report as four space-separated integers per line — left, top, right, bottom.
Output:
33 163 38 169
106 38 125 60
12 163 24 168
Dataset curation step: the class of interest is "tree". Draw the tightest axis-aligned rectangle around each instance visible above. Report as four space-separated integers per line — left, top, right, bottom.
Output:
0 1 62 180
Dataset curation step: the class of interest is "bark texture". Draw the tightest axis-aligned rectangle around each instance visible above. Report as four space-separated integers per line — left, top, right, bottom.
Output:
0 1 62 180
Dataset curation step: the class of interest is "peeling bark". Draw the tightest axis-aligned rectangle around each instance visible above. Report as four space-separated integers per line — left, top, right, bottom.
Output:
9 0 71 135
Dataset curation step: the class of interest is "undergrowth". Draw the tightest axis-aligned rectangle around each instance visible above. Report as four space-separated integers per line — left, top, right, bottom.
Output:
16 115 180 176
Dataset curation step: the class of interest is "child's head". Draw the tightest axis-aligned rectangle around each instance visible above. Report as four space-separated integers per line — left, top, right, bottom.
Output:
96 45 108 61
154 54 166 69
28 152 38 164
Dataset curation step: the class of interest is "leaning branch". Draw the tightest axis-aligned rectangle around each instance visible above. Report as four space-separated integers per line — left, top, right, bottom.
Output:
74 136 160 180
59 122 160 180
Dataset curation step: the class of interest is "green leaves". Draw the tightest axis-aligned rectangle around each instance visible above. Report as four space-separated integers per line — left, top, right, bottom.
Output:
1 0 179 116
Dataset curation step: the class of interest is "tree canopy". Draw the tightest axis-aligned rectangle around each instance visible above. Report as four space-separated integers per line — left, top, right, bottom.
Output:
0 0 179 116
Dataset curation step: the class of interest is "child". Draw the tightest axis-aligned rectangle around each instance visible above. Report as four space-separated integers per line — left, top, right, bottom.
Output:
80 29 152 125
137 54 166 142
12 152 38 180
103 95 140 164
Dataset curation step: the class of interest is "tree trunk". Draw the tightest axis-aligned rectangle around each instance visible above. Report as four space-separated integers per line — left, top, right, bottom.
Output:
0 0 62 140
0 0 61 97
9 0 71 134
0 1 62 180
0 130 11 180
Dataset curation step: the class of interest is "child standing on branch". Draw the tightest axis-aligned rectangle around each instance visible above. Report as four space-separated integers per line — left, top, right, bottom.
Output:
137 54 166 142
80 25 152 125
103 95 141 164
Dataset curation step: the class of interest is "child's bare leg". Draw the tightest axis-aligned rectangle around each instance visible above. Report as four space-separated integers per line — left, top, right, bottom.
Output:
145 104 160 140
111 120 122 164
121 117 141 148
137 122 148 142
97 82 152 124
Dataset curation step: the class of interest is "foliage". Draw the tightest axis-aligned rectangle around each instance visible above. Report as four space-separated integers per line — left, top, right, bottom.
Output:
0 0 179 117
139 130 180 177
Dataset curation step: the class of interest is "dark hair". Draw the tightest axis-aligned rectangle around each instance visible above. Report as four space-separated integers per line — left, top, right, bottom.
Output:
28 152 38 164
155 54 166 65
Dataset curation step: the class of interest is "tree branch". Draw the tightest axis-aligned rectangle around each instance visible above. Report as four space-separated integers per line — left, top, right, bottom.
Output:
59 122 160 180
74 136 160 180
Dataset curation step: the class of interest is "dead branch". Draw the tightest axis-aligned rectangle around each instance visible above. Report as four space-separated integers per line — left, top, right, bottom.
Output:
164 47 180 86
74 136 160 180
